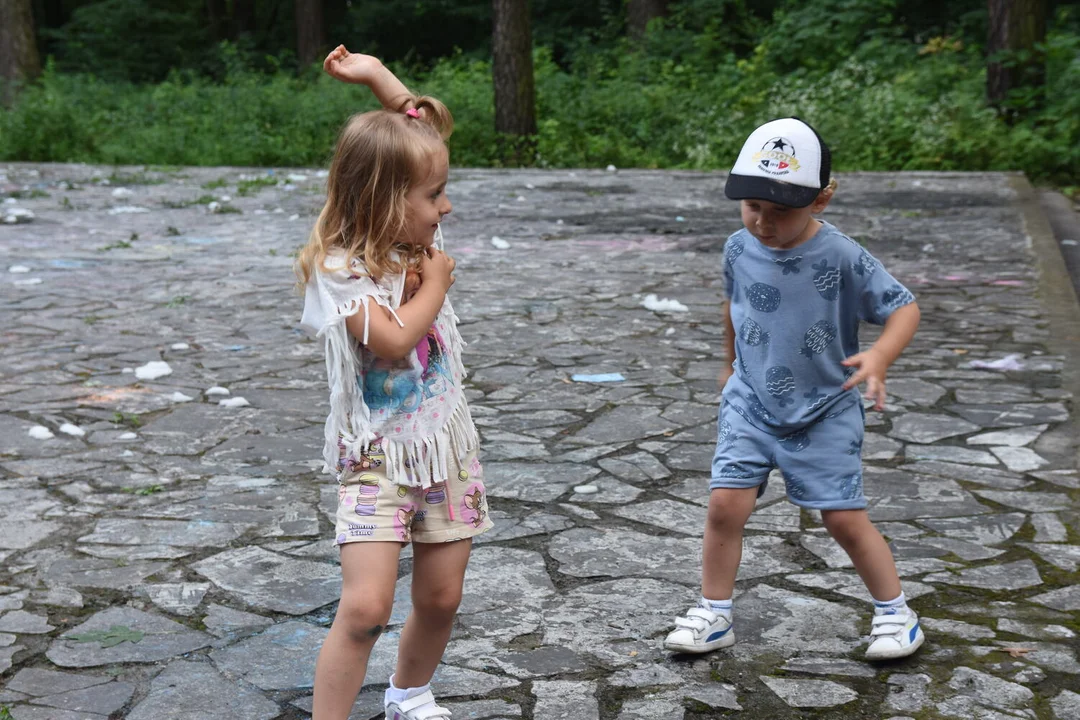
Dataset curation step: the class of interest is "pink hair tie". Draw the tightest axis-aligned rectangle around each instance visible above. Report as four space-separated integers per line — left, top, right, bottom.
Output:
405 108 420 118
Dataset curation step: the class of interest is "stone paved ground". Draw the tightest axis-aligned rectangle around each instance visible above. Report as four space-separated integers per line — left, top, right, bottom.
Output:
1 163 1079 720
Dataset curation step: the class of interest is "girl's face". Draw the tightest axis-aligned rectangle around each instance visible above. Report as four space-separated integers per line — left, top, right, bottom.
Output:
403 147 452 247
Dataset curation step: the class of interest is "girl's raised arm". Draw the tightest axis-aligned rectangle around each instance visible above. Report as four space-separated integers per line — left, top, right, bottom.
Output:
323 44 413 112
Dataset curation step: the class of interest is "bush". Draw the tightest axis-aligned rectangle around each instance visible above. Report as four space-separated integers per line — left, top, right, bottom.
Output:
44 0 212 83
2 24 1077 185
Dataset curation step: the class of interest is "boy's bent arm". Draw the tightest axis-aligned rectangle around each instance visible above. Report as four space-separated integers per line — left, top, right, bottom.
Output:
870 302 921 366
842 301 920 409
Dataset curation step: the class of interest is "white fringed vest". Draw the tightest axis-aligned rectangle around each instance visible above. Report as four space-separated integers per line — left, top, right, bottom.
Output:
300 236 478 488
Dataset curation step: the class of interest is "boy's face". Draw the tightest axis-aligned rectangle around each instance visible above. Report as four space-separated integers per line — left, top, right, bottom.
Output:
740 193 828 250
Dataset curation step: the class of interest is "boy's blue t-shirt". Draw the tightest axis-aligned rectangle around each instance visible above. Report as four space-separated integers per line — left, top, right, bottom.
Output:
722 221 915 430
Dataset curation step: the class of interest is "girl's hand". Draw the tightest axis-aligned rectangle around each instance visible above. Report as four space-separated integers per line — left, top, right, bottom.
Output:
401 269 422 304
420 248 456 293
841 348 888 410
718 364 733 390
323 45 383 85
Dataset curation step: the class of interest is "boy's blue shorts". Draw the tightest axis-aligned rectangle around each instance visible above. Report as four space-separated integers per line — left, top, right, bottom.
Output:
709 398 867 510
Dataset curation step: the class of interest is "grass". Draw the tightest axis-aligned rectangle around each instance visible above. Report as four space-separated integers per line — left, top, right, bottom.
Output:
1 28 1077 185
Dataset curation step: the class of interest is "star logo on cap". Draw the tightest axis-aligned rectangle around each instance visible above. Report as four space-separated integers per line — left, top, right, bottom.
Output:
764 137 793 154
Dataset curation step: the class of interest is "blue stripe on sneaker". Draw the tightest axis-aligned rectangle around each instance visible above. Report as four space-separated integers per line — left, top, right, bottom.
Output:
706 627 731 643
908 622 920 643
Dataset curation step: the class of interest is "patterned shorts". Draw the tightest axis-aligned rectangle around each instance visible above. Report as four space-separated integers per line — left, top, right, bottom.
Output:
709 399 867 511
335 444 493 545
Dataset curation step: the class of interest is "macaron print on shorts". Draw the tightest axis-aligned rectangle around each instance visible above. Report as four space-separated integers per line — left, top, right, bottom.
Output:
335 441 494 544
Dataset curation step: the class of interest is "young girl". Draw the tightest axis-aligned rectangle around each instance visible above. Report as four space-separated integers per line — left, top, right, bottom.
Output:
297 45 493 720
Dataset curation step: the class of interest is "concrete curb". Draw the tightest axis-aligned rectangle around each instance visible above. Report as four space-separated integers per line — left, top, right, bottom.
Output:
1037 189 1080 304
1011 175 1080 468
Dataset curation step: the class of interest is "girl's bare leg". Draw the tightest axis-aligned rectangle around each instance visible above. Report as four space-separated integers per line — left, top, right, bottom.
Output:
312 541 402 720
393 538 473 687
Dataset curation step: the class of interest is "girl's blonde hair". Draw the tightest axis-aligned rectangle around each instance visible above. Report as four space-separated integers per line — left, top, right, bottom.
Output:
295 95 453 286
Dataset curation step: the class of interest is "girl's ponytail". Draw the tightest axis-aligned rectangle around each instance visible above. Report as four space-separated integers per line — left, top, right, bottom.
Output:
411 95 454 141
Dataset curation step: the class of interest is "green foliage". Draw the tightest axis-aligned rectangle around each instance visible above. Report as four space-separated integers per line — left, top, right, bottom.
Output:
762 0 903 72
339 0 624 68
44 0 212 82
3 2 1077 185
650 0 775 67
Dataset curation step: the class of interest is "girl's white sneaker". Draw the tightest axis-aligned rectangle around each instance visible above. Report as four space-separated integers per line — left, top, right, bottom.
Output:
385 689 453 720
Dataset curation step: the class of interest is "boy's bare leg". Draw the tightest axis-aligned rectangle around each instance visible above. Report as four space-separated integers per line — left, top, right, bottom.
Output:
312 542 402 720
821 509 902 600
702 487 760 600
393 538 473 688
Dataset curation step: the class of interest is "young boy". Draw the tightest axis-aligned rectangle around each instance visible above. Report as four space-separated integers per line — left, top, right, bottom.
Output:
665 118 924 660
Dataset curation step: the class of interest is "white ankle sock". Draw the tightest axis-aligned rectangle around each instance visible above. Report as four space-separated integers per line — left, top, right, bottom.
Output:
701 596 733 618
873 591 907 615
385 674 431 707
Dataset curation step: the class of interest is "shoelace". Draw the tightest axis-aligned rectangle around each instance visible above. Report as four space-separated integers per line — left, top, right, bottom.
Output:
674 607 721 634
870 612 910 637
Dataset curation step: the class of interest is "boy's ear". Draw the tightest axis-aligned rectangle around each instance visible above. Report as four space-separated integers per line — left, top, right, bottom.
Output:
810 188 833 213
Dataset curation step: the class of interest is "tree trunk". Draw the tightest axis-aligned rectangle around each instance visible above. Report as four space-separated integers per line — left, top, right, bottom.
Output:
0 0 42 106
987 0 1047 111
627 0 668 40
492 0 536 163
295 0 324 68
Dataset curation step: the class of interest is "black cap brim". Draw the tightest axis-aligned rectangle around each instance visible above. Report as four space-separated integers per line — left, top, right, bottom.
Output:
725 174 820 208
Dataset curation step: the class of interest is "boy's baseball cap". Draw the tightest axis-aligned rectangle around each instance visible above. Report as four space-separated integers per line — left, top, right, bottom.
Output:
724 117 831 208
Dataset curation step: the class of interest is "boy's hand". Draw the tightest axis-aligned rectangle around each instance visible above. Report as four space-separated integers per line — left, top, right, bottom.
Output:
420 248 456 293
323 45 383 85
841 348 888 410
718 364 733 390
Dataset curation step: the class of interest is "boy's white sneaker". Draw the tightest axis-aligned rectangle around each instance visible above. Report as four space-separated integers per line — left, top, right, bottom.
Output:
385 690 452 720
664 603 735 654
865 607 924 660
